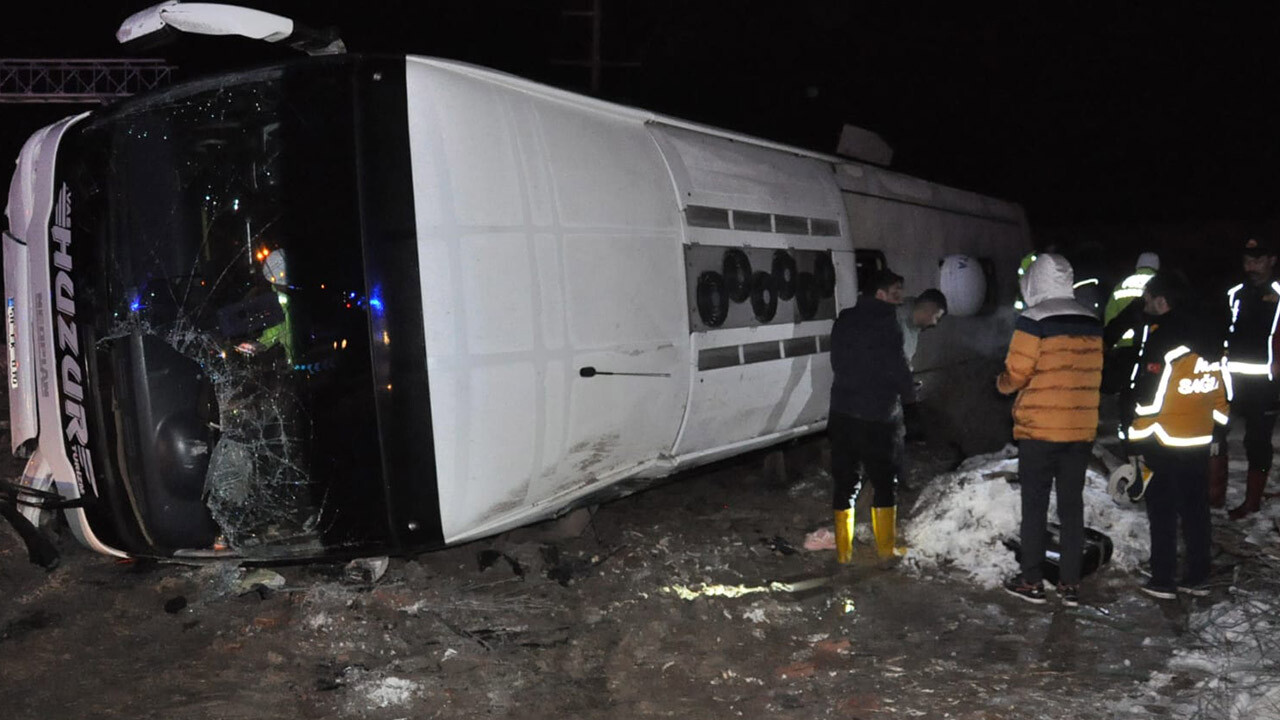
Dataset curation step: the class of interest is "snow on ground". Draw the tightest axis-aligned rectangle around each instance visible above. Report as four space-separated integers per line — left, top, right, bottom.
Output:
362 677 420 709
902 443 1150 588
338 667 422 712
1147 590 1280 720
1228 471 1280 548
903 442 1280 718
1158 462 1280 720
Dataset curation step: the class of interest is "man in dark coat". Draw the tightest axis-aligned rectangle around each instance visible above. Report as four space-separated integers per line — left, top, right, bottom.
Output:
1127 271 1228 599
828 269 916 564
1215 236 1280 518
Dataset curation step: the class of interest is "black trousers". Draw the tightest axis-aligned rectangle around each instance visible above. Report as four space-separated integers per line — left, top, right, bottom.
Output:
1017 440 1089 585
829 412 898 509
1226 377 1279 472
1143 444 1211 588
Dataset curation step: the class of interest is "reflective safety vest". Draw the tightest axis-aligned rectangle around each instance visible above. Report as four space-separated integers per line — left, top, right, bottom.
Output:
1225 281 1280 381
1103 268 1156 348
1127 345 1229 448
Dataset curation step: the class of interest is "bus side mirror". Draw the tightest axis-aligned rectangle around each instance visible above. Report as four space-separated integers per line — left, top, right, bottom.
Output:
117 1 345 55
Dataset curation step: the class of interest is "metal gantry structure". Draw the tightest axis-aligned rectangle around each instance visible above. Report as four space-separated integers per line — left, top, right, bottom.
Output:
0 59 176 104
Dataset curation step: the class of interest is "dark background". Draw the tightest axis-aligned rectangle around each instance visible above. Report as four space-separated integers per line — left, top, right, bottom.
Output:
4 1 1278 285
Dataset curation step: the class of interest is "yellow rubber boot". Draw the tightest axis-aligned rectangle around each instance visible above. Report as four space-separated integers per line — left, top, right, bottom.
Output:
871 506 905 560
834 509 854 564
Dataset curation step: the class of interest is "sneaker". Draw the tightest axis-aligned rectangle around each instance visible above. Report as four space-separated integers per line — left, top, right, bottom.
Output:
1056 583 1080 608
1003 575 1047 605
1177 580 1211 597
1140 581 1177 600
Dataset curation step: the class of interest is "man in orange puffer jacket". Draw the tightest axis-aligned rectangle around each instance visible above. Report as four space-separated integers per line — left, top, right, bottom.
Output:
997 253 1104 606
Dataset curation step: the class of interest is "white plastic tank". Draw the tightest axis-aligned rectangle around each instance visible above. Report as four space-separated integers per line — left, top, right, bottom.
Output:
938 253 987 317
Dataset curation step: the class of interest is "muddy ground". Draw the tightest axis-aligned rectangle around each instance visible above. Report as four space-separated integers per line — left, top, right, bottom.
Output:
4 410 1272 720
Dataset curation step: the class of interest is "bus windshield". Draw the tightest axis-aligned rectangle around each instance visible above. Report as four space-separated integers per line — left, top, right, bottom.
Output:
64 58 384 554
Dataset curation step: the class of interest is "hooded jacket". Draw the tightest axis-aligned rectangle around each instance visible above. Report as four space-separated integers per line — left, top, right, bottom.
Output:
997 254 1103 442
830 295 916 422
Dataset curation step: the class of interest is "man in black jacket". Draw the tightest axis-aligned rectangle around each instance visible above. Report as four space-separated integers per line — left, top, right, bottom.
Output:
829 269 917 565
1216 236 1280 518
1127 271 1228 599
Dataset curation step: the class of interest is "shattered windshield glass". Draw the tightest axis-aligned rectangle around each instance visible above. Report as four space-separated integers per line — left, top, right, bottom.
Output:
66 60 384 553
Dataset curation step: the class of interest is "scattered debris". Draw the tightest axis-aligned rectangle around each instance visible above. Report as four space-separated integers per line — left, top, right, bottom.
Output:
540 544 621 586
342 556 389 585
4 428 1276 720
664 576 829 600
362 676 419 709
235 568 286 596
760 535 798 555
192 562 248 601
803 527 836 551
329 666 422 710
1001 524 1114 583
304 611 332 631
476 549 524 578
983 470 1018 484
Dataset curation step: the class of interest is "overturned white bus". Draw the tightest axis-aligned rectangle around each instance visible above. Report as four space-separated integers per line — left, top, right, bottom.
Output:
3 44 1029 561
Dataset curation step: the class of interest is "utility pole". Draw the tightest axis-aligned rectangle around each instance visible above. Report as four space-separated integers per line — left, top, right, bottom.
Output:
589 0 603 93
551 0 638 94
0 59 175 104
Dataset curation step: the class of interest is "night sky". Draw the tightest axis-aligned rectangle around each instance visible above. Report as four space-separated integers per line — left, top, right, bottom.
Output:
4 2 1279 242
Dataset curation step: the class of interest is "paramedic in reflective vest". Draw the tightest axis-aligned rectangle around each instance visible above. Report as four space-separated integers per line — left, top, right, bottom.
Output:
1102 252 1161 444
829 269 916 565
1104 252 1160 351
1127 271 1228 599
1215 236 1280 518
997 254 1103 605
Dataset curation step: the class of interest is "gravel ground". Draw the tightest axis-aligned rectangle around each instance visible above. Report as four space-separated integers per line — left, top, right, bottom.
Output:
6 422 1274 720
